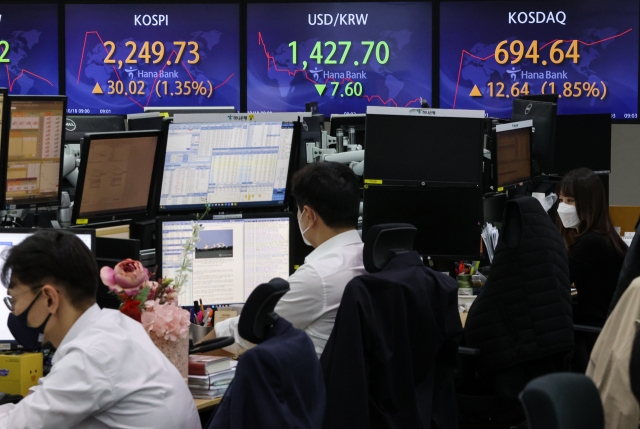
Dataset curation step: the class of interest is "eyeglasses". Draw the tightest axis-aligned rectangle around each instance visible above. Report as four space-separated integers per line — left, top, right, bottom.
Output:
4 287 44 312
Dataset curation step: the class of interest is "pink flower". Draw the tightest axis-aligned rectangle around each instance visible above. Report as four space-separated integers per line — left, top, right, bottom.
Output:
141 300 190 341
100 259 149 296
147 281 159 301
163 287 179 305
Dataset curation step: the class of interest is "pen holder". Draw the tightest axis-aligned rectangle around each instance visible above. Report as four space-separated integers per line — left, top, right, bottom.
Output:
457 274 474 296
190 323 214 345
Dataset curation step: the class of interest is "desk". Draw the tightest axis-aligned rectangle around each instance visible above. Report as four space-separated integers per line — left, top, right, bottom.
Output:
195 397 221 412
460 312 467 327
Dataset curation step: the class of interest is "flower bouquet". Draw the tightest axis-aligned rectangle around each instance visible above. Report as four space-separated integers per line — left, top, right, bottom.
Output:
100 260 191 378
99 209 209 379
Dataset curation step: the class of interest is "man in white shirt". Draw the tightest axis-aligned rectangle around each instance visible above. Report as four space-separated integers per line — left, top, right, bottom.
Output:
214 162 366 357
0 230 200 429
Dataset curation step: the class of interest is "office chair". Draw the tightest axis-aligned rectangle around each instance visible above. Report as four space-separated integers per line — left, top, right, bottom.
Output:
459 197 574 428
519 373 604 429
207 278 325 429
321 223 462 429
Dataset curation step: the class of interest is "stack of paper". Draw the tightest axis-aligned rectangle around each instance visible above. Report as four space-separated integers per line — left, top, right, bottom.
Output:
189 366 236 399
623 231 635 247
481 223 500 263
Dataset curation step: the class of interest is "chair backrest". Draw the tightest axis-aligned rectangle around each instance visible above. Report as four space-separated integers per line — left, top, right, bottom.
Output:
321 223 461 429
519 373 604 429
208 278 325 429
362 223 417 273
238 278 290 344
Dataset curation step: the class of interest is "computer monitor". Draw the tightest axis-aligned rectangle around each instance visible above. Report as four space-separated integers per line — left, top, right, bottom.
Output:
0 228 95 348
159 121 298 211
519 94 560 104
4 96 67 208
363 184 483 260
364 107 486 185
157 213 294 306
511 99 557 176
72 130 163 223
143 106 237 117
493 120 533 189
65 115 126 143
483 193 508 225
127 116 166 132
552 114 611 175
0 89 7 204
329 114 366 148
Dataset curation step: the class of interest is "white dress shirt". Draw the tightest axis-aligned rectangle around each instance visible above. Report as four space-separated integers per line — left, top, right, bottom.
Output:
216 229 365 357
0 304 201 429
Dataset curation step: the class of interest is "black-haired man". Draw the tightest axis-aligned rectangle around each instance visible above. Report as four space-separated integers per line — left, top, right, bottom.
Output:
0 230 200 429
215 162 366 357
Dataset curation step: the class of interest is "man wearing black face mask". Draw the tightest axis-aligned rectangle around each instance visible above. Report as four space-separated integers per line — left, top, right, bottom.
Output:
0 230 201 429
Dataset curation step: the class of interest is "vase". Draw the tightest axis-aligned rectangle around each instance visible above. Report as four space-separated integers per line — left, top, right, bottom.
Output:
150 332 189 381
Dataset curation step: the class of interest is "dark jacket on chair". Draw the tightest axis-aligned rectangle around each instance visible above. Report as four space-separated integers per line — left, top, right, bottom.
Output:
465 197 574 377
209 317 325 429
320 251 462 429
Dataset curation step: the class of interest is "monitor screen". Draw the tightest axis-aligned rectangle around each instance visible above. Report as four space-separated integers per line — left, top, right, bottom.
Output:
160 121 295 211
363 184 483 259
364 107 485 185
246 2 432 115
5 96 66 207
65 4 240 115
73 131 161 220
0 229 94 345
511 99 557 175
552 114 611 175
158 215 292 306
0 4 59 95
439 0 638 120
495 124 532 187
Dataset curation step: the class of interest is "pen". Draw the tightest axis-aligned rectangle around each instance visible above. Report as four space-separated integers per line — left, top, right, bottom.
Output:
199 299 205 316
202 308 213 327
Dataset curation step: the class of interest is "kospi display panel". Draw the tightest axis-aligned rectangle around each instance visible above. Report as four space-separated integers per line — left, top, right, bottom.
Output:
0 4 59 95
440 0 639 119
247 2 432 115
65 4 240 115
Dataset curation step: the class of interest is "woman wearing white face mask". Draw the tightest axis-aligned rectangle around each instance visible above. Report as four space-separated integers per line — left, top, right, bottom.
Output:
556 168 627 371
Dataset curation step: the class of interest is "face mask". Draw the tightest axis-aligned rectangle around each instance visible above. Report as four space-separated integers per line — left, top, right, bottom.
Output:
7 290 51 351
557 202 581 229
297 208 316 247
